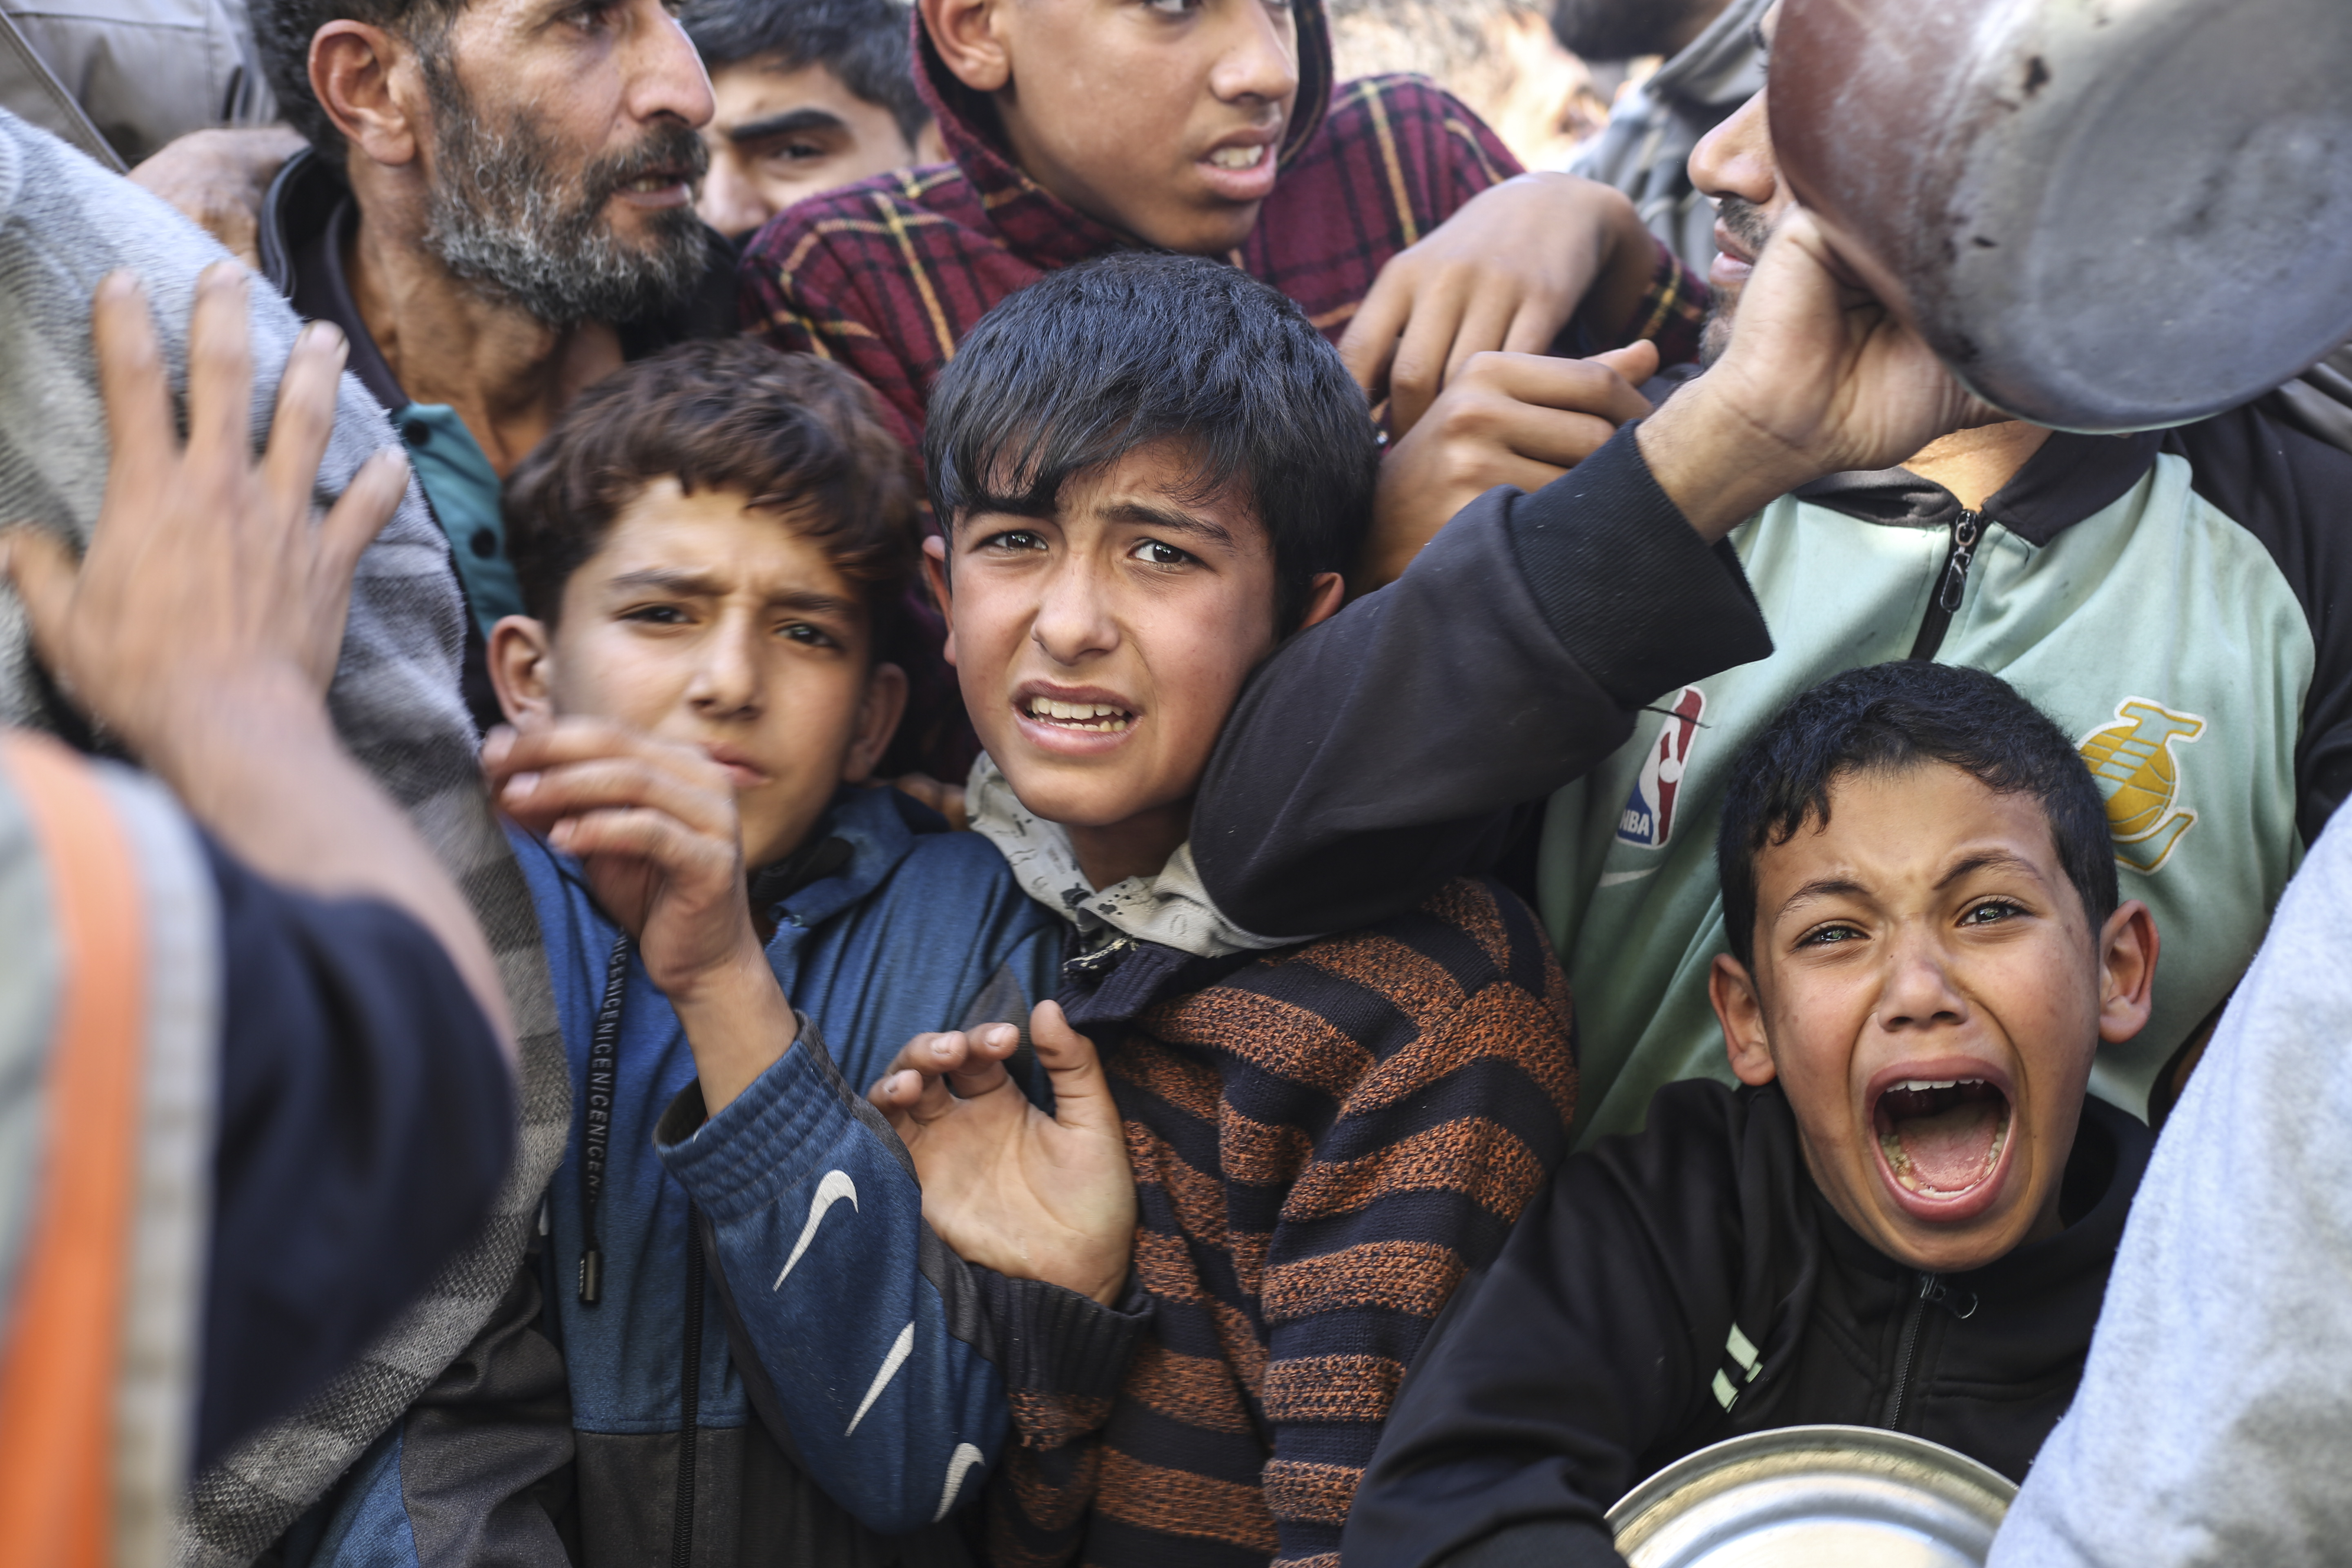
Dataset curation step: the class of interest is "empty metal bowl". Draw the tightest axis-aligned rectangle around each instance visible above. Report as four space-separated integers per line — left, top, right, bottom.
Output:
1771 0 2352 432
1604 1424 2017 1567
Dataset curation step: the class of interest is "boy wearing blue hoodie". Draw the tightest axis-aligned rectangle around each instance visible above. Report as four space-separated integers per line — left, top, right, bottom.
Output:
285 339 1143 1568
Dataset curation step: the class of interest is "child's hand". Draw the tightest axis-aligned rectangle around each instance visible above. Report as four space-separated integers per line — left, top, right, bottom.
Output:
487 718 795 1110
868 1004 1136 1305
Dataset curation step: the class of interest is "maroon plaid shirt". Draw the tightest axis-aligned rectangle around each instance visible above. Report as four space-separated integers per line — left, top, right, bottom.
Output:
738 4 1705 445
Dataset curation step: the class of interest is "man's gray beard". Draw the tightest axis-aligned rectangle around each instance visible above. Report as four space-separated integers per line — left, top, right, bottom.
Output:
419 68 708 328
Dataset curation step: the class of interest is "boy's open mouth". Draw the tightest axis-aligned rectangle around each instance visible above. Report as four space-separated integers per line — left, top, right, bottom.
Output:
1872 1076 2012 1203
1022 694 1134 734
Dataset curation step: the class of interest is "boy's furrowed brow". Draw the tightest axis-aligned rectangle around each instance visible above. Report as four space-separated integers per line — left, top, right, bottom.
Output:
1775 876 1869 919
1935 850 2049 891
602 569 857 617
1098 500 1238 549
727 107 847 145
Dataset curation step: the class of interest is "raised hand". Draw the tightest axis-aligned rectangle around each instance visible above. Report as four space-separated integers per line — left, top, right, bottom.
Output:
1637 207 2007 539
1340 172 1662 440
869 1003 1136 1305
7 265 409 748
1359 341 1659 591
486 717 796 1111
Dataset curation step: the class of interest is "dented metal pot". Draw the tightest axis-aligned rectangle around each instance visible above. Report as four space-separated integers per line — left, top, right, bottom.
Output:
1771 0 2352 432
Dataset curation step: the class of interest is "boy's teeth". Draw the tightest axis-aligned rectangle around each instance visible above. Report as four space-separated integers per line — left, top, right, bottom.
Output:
1207 145 1267 170
1026 696 1132 731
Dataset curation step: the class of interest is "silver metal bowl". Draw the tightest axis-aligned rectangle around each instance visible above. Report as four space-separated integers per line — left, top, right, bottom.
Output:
1773 0 2352 432
1604 1425 2017 1568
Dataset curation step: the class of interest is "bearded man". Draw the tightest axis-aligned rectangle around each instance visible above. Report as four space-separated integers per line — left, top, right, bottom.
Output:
252 0 731 703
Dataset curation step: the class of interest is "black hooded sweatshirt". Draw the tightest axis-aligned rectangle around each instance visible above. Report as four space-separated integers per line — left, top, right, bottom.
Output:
1341 1078 2151 1568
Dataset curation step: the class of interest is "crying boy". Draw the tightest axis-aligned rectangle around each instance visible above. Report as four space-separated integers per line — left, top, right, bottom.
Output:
1341 661 2160 1568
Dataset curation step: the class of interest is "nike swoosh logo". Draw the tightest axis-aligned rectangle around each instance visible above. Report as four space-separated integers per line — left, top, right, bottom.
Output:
1599 868 1655 887
935 1442 985 1521
846 1322 916 1436
773 1169 858 1290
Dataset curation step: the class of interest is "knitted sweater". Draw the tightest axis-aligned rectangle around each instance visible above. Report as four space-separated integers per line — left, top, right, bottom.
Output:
991 878 1578 1568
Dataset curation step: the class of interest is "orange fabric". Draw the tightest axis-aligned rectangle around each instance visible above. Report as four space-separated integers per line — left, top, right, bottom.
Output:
0 734 149 1568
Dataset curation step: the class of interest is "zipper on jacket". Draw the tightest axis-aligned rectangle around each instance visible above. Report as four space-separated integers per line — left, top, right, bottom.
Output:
1880 1271 1938 1431
1907 510 1983 662
578 934 633 1303
673 1209 704 1568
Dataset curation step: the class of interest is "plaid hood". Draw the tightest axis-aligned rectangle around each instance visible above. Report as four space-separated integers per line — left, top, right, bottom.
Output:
908 0 1335 266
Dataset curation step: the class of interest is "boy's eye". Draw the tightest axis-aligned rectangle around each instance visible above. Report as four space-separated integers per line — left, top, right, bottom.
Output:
1140 0 1201 14
622 603 690 626
977 528 1047 555
1795 923 1864 949
778 621 839 648
1960 899 2025 927
1129 538 1195 567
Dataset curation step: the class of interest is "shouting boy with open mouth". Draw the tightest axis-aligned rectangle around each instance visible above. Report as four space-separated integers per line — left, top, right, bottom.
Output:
1343 660 2161 1568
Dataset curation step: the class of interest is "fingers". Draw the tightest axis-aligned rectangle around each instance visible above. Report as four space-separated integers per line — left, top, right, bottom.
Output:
1385 282 1473 439
486 718 734 807
1336 268 1413 399
90 272 175 473
184 264 255 475
498 755 739 855
1594 339 1662 392
539 804 733 881
0 527 81 675
1031 1002 1124 1139
314 445 410 593
261 321 351 524
866 1024 1021 1122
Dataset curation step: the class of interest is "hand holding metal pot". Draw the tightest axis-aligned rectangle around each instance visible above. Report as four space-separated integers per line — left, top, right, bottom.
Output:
1770 0 2352 432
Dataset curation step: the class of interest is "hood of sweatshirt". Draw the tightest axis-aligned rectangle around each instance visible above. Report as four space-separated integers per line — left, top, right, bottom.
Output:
965 753 1302 960
907 0 1335 271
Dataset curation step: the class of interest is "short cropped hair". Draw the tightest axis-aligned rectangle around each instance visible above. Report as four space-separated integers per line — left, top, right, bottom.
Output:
503 338 918 631
1716 662 2119 969
681 0 929 148
255 0 466 158
922 252 1381 634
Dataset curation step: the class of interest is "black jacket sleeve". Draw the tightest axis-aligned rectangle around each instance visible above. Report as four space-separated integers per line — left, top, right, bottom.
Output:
1341 1082 1759 1568
196 835 514 1472
1190 426 1774 938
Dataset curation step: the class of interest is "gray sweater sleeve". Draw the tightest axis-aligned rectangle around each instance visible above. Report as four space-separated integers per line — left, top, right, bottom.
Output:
1190 425 1773 938
1988 809 2352 1568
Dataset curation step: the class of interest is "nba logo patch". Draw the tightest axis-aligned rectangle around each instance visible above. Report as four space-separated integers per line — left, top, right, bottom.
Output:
2078 697 2206 873
1618 686 1707 848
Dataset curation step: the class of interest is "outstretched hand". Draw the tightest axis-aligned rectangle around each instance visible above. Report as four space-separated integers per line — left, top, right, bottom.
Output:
869 1002 1136 1305
4 264 408 758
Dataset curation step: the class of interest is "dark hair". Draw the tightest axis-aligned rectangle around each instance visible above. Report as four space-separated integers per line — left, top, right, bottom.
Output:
922 252 1381 633
681 0 930 148
256 0 466 158
1716 662 2118 969
503 338 918 630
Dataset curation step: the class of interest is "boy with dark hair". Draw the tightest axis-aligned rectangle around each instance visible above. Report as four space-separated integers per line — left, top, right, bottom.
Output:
739 0 1706 445
1342 662 2160 1568
284 339 1146 1568
886 251 1579 1568
682 0 947 238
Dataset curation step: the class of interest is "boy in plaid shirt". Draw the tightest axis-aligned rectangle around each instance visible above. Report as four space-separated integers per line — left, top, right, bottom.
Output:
738 0 1706 448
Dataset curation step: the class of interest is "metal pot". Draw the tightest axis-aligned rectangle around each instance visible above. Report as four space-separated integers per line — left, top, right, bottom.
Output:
1604 1424 2016 1567
1771 0 2352 432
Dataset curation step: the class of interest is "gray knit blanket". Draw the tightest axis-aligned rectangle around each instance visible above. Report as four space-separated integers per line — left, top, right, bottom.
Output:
0 111 572 1566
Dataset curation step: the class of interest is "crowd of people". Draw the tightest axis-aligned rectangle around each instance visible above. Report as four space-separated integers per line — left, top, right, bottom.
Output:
0 0 2345 1566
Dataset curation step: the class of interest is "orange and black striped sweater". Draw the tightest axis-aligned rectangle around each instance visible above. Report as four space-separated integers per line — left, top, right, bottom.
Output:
987 876 1577 1568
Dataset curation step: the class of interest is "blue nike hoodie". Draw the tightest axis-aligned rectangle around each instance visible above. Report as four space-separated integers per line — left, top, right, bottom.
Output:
285 786 1146 1568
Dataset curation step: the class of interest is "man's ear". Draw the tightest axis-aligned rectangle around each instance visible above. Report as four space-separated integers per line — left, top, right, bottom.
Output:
920 0 1011 94
311 20 424 169
842 660 910 783
921 534 957 666
1296 570 1345 633
1711 951 1779 1086
2096 898 2160 1044
488 615 559 728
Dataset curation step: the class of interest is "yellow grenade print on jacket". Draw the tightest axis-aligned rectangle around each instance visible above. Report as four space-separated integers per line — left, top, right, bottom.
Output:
2078 698 2206 873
